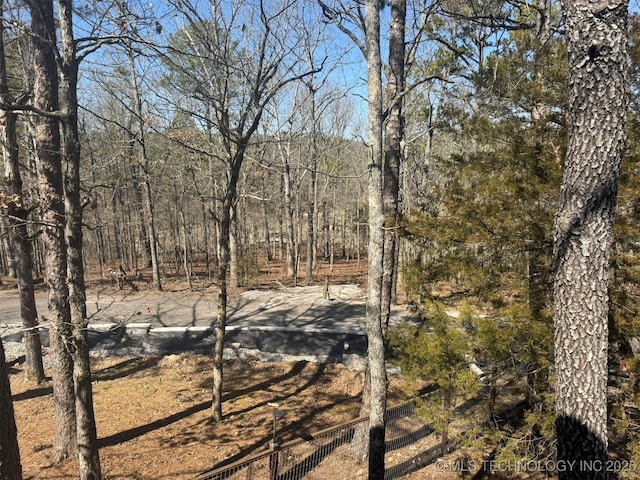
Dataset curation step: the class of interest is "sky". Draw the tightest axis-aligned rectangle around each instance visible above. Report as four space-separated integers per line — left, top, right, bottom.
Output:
72 0 369 138
70 0 640 142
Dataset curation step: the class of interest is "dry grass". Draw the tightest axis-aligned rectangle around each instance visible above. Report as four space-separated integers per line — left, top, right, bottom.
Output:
12 354 390 479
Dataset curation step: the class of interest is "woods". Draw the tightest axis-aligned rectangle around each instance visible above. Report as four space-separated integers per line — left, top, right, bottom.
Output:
0 0 639 479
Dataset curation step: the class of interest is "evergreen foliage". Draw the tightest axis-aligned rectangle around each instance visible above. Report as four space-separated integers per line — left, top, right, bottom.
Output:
400 23 567 417
389 303 480 454
394 6 640 472
394 5 639 468
608 13 640 472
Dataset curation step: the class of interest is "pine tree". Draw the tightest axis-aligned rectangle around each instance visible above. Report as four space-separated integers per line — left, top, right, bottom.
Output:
389 304 480 455
553 1 628 477
402 21 567 405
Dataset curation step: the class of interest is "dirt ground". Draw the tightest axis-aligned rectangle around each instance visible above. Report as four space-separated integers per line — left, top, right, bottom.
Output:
11 353 391 479
11 350 495 480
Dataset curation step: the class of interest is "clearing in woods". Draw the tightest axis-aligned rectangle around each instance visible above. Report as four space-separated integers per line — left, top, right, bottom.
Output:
4 258 441 479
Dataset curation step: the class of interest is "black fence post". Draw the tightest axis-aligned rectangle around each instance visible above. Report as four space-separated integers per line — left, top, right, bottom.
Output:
269 443 280 480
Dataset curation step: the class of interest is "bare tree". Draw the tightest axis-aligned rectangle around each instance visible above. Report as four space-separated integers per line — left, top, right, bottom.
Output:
381 0 405 334
57 0 102 477
0 0 45 384
163 0 321 421
316 2 386 472
364 0 386 476
270 96 300 280
105 0 165 291
125 49 163 291
28 0 77 461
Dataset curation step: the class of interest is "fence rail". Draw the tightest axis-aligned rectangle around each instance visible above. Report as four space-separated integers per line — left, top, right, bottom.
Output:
193 399 431 480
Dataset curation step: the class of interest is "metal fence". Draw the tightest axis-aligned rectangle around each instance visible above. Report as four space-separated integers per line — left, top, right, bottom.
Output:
193 400 435 480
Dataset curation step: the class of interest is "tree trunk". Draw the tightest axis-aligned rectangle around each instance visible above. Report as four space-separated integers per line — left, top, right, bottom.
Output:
212 152 244 422
212 195 231 422
322 200 329 259
283 155 296 279
179 206 192 289
262 182 273 261
110 191 122 262
58 1 102 477
350 368 372 462
306 83 318 284
30 0 77 461
229 204 238 288
0 220 14 277
0 3 45 383
278 217 284 260
207 122 220 276
125 44 162 291
202 201 213 278
554 1 628 478
365 1 387 478
129 151 150 269
381 0 405 335
0 338 22 480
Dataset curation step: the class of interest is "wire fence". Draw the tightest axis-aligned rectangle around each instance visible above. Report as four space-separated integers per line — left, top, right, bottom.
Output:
193 399 435 480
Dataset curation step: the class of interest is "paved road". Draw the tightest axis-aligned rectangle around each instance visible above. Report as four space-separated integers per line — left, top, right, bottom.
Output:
0 284 416 361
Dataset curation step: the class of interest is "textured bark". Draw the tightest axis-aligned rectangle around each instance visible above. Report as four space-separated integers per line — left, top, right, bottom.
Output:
554 1 628 478
0 338 22 480
381 0 405 335
212 267 227 422
350 368 371 462
0 0 45 384
30 0 77 461
58 1 102 478
365 1 387 478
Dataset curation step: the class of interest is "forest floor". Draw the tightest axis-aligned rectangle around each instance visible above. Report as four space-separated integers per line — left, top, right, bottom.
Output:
3 257 549 479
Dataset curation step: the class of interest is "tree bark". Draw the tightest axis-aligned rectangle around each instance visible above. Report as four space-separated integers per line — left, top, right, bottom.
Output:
381 0 405 335
306 82 319 284
58 1 102 477
178 205 192 289
0 338 22 480
0 0 45 383
262 196 273 261
283 150 297 279
554 1 628 478
29 0 77 461
364 0 387 478
229 204 238 288
212 151 244 422
0 219 14 277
